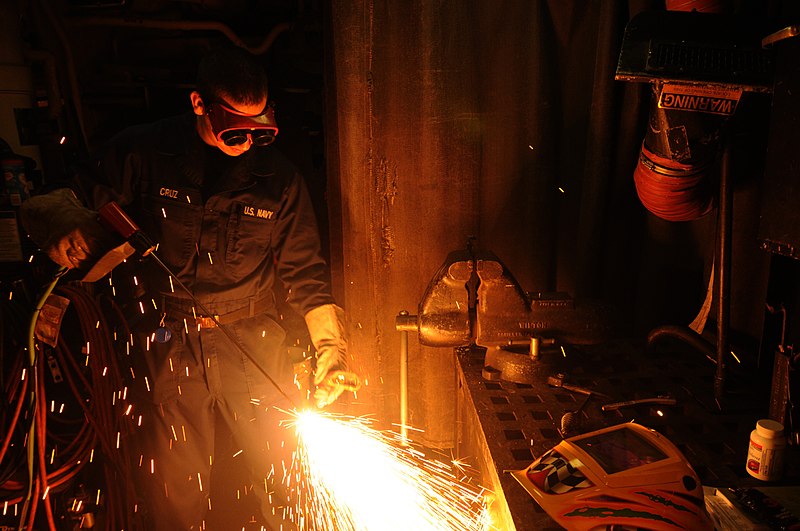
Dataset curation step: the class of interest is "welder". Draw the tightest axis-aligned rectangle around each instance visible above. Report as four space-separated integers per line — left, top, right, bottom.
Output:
20 47 352 530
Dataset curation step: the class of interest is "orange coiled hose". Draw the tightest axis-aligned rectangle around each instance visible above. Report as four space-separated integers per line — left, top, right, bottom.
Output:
633 143 716 221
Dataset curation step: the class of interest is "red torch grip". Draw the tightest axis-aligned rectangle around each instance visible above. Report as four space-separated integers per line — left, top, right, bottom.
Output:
98 201 141 239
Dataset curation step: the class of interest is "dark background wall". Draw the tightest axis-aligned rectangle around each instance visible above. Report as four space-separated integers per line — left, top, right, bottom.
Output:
327 0 792 446
0 0 797 449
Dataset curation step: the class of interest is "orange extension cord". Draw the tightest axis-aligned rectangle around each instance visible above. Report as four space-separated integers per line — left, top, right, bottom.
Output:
4 283 139 530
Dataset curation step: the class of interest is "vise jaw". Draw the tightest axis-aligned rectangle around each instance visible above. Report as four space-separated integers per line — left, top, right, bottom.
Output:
397 246 615 348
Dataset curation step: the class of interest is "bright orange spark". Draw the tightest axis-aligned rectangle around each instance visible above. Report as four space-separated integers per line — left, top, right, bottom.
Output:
287 410 491 531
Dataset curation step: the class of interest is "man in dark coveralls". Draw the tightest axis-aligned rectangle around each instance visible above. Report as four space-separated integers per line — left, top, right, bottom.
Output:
20 47 352 530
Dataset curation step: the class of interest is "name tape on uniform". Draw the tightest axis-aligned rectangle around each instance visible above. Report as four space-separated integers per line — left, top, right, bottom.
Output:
243 205 275 220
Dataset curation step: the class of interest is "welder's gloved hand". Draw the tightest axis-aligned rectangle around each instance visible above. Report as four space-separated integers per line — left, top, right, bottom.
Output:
304 303 359 408
19 188 111 270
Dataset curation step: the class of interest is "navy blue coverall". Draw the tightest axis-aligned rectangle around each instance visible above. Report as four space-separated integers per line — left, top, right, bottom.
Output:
89 112 334 530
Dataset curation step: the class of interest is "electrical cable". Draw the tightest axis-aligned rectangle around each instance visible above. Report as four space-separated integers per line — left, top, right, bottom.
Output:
35 357 57 530
2 271 140 529
51 284 140 529
0 366 27 468
19 267 66 529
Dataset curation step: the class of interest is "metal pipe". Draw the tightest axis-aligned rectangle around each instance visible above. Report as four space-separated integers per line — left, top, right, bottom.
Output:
36 0 89 153
647 324 716 363
398 310 410 444
65 16 293 57
715 136 733 406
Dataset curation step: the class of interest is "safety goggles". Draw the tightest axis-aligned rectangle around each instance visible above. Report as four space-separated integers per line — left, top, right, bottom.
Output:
206 100 279 147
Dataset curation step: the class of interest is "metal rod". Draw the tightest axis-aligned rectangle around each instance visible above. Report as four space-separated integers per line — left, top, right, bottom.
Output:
96 202 297 406
715 138 733 406
601 397 677 411
148 252 297 408
399 310 409 444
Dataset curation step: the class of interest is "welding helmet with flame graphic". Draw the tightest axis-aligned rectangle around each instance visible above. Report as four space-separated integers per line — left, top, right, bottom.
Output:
511 422 714 531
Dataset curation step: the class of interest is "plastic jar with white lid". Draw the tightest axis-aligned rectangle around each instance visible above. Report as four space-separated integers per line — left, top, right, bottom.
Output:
746 419 787 481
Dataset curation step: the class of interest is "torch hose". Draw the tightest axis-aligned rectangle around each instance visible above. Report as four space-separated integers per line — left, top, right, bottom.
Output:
98 201 298 408
147 252 298 408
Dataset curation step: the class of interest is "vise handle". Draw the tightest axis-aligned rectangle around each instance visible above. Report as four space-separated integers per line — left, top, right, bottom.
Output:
547 373 612 400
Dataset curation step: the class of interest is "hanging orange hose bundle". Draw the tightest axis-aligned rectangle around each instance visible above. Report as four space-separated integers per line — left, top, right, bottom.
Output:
631 0 730 222
633 142 716 222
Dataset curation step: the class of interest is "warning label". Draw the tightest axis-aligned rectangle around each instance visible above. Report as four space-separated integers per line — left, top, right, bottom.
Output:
658 84 742 116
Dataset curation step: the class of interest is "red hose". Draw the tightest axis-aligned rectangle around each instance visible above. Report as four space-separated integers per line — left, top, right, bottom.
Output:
2 284 139 529
36 357 57 531
0 376 27 464
633 143 715 221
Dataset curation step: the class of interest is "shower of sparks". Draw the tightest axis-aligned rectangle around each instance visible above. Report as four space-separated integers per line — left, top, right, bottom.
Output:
287 410 492 531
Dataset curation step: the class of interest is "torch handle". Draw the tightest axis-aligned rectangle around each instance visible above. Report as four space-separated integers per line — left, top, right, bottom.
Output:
98 201 156 256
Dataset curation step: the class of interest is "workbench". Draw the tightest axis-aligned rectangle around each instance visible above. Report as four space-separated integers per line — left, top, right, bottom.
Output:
453 339 797 529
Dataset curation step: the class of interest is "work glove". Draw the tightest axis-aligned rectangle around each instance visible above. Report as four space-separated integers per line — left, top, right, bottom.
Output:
304 303 360 408
19 188 112 270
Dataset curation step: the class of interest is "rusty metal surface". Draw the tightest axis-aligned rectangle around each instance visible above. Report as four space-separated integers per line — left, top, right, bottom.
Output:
455 339 791 530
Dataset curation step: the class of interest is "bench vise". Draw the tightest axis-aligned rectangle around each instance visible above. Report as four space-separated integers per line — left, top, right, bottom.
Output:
396 245 616 349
